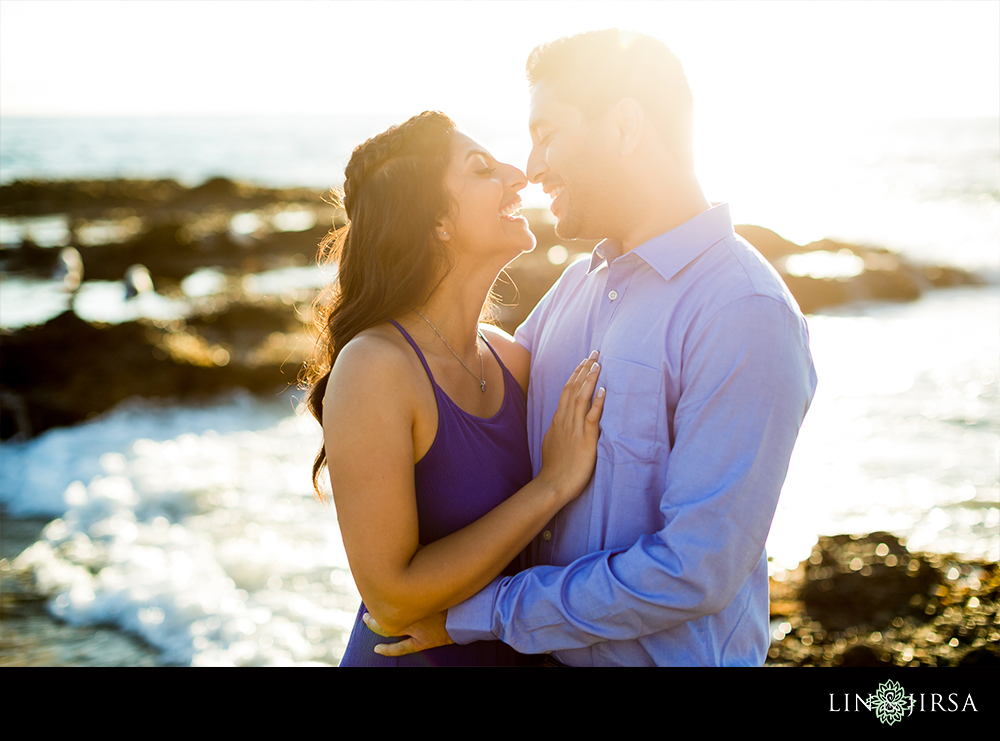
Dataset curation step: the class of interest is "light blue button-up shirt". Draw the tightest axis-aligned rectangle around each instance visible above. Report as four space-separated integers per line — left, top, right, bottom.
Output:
447 204 818 666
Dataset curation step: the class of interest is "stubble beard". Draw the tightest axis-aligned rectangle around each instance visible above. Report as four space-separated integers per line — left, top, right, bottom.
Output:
553 213 582 240
552 158 610 242
553 191 601 242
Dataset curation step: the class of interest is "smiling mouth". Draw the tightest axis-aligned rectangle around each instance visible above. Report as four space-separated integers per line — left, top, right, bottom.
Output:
547 185 565 214
499 198 524 221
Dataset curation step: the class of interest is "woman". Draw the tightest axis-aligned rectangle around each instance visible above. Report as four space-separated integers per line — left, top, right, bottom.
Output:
305 111 604 666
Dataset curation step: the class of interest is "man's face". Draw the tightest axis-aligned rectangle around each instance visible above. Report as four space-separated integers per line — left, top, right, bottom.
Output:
526 81 615 241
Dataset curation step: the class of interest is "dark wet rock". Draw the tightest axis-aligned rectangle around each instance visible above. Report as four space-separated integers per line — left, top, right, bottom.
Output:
502 219 986 329
838 644 886 667
0 305 308 440
957 645 1000 666
5 180 984 318
734 227 985 314
0 510 164 667
921 264 983 288
0 179 187 218
0 177 326 219
780 275 855 315
76 219 329 284
734 224 804 261
2 177 339 285
1 180 991 443
767 532 1000 667
2 238 63 274
800 533 938 632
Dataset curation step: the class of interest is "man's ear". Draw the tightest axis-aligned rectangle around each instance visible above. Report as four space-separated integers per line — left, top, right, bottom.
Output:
613 98 644 157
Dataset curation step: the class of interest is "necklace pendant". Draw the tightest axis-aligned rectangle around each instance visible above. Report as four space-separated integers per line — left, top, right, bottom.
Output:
480 380 486 392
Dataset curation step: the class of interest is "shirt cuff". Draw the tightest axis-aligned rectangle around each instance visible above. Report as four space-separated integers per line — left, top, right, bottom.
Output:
446 577 502 644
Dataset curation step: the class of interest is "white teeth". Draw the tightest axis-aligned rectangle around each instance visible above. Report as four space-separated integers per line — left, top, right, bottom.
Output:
548 186 565 200
499 200 523 219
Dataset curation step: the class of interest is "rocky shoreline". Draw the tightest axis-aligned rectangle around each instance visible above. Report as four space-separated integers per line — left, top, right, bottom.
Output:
0 177 988 441
2 511 994 667
766 532 998 667
0 512 164 667
1 177 995 666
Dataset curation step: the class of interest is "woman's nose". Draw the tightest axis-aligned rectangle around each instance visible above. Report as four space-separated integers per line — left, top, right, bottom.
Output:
505 165 528 191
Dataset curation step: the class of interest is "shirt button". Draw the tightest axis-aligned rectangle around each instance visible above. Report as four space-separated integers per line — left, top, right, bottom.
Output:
542 530 552 541
608 290 618 301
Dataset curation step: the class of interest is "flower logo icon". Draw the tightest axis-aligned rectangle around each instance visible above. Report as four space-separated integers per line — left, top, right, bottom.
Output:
869 680 913 725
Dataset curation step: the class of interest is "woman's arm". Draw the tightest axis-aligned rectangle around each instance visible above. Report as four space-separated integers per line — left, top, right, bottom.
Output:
323 332 602 635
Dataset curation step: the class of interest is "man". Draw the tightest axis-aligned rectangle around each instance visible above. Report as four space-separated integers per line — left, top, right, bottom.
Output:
373 29 817 665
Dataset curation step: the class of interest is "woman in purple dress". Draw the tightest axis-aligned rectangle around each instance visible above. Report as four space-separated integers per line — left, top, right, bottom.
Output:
304 111 604 666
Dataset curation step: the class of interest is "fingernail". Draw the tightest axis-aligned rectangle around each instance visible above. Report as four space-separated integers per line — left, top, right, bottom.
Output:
589 350 599 360
597 387 606 397
589 363 600 374
373 647 384 655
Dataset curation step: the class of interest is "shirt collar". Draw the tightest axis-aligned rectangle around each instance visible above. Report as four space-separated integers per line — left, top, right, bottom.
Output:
587 203 734 281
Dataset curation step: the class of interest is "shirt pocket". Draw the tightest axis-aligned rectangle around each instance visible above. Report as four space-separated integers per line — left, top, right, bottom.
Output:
598 355 663 462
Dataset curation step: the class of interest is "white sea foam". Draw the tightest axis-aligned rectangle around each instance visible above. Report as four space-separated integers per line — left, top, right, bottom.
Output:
1 115 996 663
2 289 997 665
4 390 361 666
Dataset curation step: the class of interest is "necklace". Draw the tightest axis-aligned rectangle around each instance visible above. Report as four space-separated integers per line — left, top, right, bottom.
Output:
412 308 486 392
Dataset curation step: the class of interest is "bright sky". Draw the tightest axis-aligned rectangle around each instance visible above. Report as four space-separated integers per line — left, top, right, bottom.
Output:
2 0 997 122
1 0 997 226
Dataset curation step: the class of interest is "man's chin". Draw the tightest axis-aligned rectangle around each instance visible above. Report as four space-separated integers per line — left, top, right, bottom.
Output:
553 215 582 241
554 215 598 242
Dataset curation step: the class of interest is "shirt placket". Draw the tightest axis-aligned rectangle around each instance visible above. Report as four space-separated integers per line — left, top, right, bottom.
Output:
537 255 634 566
591 255 632 351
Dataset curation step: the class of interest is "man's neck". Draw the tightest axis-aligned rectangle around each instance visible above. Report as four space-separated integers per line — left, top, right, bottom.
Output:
617 165 712 255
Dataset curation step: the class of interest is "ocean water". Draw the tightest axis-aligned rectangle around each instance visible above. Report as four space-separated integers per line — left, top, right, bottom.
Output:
2 392 358 666
0 115 997 665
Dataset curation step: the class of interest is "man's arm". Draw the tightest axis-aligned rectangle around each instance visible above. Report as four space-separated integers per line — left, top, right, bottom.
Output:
444 294 817 654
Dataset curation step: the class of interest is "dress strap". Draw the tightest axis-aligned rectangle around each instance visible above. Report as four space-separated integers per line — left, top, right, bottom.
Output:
388 320 437 386
390 320 509 394
478 330 523 400
477 330 503 367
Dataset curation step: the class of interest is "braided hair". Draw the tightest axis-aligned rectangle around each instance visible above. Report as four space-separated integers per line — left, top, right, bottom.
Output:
304 111 457 499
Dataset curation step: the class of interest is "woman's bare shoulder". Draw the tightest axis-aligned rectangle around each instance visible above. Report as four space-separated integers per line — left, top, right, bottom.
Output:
323 325 419 413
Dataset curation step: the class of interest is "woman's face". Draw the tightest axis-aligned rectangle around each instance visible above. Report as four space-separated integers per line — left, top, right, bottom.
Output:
438 131 536 261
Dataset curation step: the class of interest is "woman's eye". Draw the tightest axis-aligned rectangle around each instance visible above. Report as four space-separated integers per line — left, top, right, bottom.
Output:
476 166 496 176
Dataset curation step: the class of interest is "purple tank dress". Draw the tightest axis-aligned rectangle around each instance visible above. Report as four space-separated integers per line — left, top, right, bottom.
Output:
338 321 536 666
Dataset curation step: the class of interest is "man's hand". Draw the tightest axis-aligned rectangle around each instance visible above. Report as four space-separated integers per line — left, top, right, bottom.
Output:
364 610 454 657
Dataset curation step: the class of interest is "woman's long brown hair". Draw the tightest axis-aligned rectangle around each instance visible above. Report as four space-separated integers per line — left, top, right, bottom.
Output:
303 111 457 500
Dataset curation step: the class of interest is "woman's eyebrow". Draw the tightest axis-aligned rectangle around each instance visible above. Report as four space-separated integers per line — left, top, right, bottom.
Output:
464 148 491 162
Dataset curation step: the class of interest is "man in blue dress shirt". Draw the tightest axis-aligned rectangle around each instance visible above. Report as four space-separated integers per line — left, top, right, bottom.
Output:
375 29 818 665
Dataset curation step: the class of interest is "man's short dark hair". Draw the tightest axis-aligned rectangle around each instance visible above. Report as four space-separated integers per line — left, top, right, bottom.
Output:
526 29 694 166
